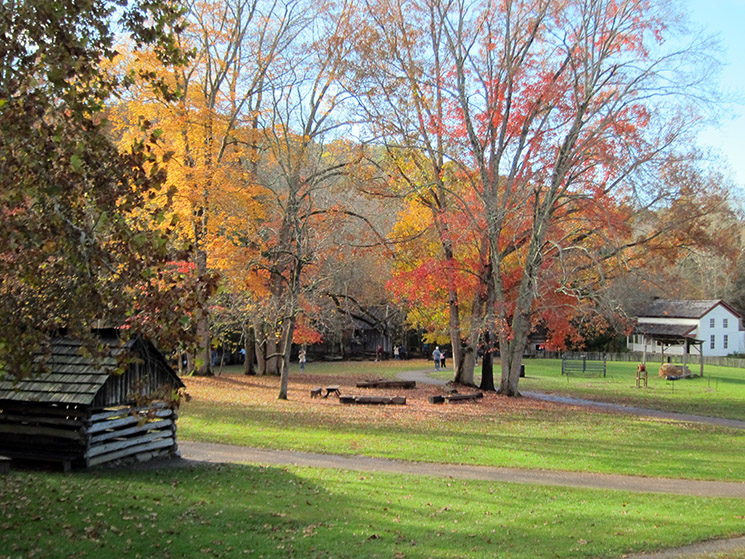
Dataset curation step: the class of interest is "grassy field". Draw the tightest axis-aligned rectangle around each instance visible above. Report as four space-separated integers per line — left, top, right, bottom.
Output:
4 358 745 559
176 364 745 482
516 357 745 421
3 464 745 559
425 356 745 421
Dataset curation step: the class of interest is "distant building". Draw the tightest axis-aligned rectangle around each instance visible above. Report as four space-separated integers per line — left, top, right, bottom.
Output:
627 299 745 357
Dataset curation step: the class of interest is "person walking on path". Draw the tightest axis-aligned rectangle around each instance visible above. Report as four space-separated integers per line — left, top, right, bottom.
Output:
432 346 441 370
393 345 400 360
299 348 306 371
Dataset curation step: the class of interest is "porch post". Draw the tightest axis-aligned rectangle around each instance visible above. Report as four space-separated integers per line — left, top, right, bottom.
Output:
700 340 704 377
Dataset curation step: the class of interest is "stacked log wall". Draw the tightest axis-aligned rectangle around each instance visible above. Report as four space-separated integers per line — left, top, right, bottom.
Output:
0 402 88 468
0 401 178 469
85 403 178 467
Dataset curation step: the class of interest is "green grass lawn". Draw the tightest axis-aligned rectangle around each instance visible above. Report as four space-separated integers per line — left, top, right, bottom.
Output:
3 464 745 559
176 361 745 482
427 357 745 421
515 358 745 421
179 394 745 483
5 357 745 559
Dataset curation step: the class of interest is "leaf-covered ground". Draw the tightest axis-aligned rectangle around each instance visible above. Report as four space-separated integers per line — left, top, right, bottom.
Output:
177 369 745 481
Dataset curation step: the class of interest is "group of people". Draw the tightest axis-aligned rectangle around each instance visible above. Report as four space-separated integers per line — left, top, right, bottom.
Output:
377 345 408 361
431 346 447 370
392 345 407 360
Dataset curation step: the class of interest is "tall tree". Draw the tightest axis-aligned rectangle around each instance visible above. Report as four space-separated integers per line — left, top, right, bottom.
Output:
250 0 371 398
0 0 188 379
112 0 307 374
352 0 720 395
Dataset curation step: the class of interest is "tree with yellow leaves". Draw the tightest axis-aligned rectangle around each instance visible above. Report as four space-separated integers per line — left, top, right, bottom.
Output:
111 0 308 375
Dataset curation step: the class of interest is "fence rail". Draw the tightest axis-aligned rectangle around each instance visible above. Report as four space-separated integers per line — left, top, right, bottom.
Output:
561 355 606 377
539 351 745 369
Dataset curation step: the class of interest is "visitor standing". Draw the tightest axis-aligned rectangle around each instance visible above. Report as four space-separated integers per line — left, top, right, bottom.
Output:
432 346 441 370
299 348 306 371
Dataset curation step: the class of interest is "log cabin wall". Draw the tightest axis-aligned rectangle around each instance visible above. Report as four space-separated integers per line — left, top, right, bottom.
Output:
0 335 184 470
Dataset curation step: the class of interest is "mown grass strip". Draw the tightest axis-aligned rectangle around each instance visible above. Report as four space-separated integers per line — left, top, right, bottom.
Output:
178 394 745 482
2 464 745 559
517 358 745 421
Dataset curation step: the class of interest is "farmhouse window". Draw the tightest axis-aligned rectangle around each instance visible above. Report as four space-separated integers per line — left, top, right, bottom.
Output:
724 335 729 349
710 318 716 328
710 335 716 350
724 318 729 328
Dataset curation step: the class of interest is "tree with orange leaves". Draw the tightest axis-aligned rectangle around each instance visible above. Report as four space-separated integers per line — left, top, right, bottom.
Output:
111 0 309 375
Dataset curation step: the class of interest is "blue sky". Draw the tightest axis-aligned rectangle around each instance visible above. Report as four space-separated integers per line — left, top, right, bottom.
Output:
687 0 745 188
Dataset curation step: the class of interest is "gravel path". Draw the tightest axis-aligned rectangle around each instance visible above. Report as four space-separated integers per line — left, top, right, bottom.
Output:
521 391 745 430
178 441 745 499
397 368 745 430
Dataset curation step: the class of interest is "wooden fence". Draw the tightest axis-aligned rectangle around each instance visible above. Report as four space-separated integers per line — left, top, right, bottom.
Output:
540 351 745 369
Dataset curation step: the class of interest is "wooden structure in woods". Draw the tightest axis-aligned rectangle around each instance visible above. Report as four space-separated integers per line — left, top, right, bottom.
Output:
0 335 184 471
633 323 704 377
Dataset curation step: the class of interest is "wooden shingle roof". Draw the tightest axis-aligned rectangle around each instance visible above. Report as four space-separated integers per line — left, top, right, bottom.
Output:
0 337 182 406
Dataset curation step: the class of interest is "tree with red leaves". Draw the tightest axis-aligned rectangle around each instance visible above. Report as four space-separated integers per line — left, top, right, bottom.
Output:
351 0 722 395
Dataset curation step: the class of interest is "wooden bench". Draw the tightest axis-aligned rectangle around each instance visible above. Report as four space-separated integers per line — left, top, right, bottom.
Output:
356 380 416 389
339 395 406 405
310 387 323 398
561 356 606 377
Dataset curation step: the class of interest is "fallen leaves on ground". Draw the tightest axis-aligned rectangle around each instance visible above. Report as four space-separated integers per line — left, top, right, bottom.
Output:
182 370 562 427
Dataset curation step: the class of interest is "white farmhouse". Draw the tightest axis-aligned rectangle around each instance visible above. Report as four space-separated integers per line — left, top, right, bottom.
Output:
627 299 745 358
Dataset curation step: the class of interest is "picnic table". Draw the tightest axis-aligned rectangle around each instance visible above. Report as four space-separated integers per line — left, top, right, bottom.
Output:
323 386 340 398
311 386 340 398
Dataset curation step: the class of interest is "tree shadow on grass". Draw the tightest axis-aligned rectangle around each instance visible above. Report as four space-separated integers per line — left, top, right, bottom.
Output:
4 462 745 559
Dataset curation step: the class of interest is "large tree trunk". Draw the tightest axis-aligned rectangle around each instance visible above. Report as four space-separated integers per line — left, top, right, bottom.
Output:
194 314 212 376
459 246 491 386
259 337 281 376
193 245 212 377
455 345 477 386
479 331 496 392
253 320 282 376
277 318 295 400
244 324 256 375
498 244 541 396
